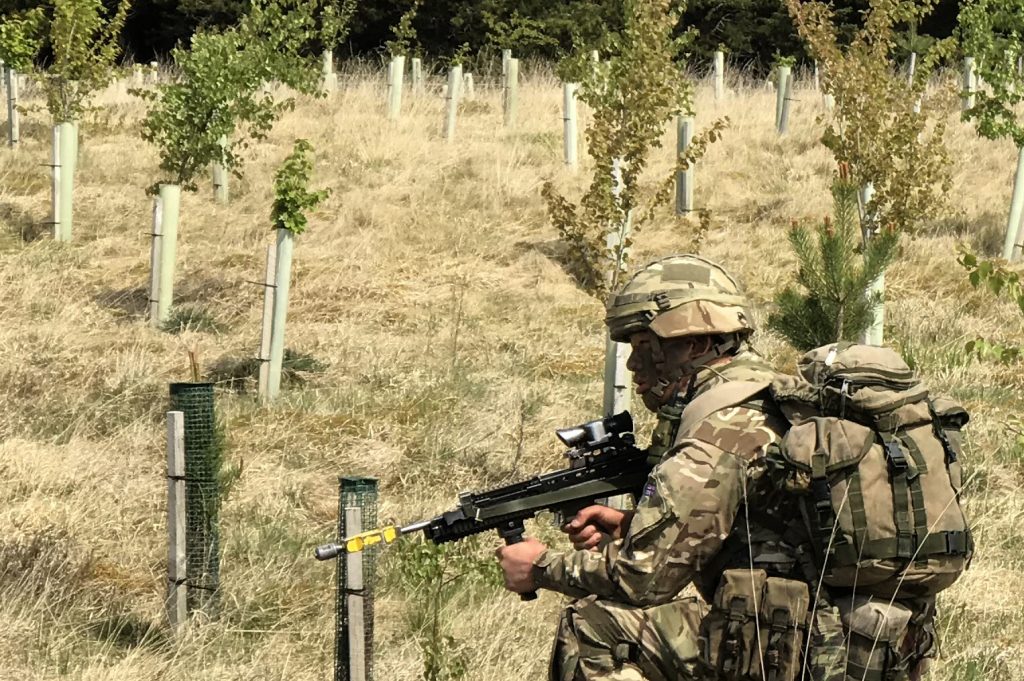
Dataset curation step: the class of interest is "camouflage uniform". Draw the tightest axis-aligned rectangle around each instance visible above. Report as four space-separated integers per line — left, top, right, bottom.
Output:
532 256 938 681
536 352 790 681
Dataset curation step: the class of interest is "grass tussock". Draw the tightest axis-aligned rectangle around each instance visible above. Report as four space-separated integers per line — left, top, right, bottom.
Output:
0 65 1022 680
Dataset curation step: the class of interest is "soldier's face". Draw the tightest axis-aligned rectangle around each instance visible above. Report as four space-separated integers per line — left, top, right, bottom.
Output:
626 333 659 410
627 331 707 412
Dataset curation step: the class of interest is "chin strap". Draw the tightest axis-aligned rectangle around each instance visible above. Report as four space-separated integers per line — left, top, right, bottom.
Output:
649 335 745 399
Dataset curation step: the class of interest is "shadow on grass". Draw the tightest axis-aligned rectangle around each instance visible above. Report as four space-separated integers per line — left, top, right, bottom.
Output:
87 611 168 651
513 237 577 276
925 210 1005 257
94 285 148 321
0 201 49 244
207 349 329 393
95 275 237 325
161 304 231 335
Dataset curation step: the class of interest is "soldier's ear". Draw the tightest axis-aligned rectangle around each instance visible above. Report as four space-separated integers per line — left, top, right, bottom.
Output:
688 336 713 357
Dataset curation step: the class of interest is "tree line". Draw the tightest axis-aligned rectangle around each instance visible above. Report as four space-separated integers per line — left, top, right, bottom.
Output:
0 0 960 73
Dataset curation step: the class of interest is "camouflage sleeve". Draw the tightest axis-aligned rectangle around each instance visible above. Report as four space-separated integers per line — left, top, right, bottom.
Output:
532 438 746 606
532 406 782 606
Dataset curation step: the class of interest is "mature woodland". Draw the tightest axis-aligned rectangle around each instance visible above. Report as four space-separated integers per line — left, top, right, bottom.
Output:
1 0 962 71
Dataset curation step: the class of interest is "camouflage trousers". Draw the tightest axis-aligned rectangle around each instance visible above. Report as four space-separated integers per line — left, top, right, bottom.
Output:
810 595 938 681
548 595 704 681
547 594 937 681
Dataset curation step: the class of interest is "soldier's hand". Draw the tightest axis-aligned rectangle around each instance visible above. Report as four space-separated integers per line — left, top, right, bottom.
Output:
562 505 634 550
495 537 546 594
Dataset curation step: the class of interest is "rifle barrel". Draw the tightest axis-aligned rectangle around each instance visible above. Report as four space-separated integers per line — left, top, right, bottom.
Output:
400 519 433 534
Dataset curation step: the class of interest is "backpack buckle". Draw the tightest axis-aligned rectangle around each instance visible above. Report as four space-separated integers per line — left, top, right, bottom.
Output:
839 379 851 419
811 477 831 510
945 531 968 556
884 438 907 471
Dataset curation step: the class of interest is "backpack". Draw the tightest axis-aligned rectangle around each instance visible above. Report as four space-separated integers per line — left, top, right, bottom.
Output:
768 343 973 599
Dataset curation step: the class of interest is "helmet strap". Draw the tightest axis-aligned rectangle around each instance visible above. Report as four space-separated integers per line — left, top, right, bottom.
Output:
650 335 743 399
679 334 743 375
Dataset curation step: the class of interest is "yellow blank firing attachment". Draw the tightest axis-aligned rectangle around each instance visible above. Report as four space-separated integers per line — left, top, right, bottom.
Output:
342 526 399 553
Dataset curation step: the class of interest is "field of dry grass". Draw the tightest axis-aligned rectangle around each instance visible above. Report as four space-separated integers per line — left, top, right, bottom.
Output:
0 61 1022 681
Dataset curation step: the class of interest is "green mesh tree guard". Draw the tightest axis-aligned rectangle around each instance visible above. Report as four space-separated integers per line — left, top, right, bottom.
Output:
169 382 222 615
335 476 378 681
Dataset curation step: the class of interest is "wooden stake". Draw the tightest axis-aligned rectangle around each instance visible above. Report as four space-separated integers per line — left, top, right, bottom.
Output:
51 126 61 240
778 70 794 135
149 196 163 327
411 57 423 95
149 61 159 85
775 66 791 133
713 50 724 100
675 116 694 214
463 72 474 99
345 507 367 681
267 228 294 400
443 64 462 142
166 411 187 631
503 58 519 128
501 49 512 84
6 66 19 147
258 243 277 401
962 57 976 111
386 59 394 115
563 83 578 169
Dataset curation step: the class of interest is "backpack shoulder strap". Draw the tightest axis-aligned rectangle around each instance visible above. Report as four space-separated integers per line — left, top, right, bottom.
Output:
677 380 772 439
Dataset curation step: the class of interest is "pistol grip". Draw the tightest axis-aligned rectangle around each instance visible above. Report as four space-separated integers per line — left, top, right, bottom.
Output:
499 519 538 602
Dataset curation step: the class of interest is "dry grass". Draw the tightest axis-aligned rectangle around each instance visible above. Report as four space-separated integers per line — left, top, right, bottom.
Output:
0 62 1022 681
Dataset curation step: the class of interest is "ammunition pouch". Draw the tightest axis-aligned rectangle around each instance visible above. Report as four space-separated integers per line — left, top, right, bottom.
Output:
698 569 809 681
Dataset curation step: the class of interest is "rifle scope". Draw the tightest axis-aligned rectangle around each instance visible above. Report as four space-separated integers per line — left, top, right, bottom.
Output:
555 411 633 450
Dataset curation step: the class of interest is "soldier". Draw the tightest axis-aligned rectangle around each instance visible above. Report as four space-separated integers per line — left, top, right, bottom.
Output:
495 255 938 681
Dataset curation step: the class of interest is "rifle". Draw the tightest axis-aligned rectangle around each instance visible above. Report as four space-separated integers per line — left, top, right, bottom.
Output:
314 411 652 600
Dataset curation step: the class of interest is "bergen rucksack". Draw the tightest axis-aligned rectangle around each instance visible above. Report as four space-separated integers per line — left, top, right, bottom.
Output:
767 343 973 599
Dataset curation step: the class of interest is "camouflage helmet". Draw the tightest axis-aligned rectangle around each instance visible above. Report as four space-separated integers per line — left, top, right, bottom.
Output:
605 255 754 343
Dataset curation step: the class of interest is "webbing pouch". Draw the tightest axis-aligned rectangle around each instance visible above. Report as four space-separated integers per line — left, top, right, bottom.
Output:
838 595 916 681
698 570 809 681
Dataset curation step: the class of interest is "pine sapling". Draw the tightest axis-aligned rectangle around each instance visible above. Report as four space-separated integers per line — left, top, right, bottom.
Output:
769 165 899 350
